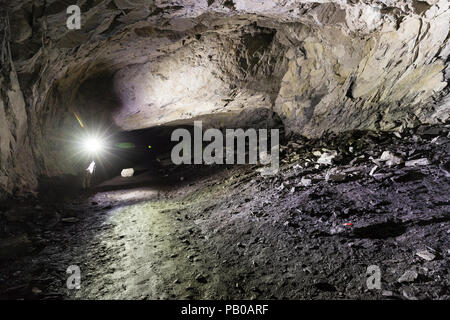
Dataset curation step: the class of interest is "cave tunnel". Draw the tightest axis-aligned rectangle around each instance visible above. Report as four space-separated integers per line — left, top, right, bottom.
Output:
0 0 449 303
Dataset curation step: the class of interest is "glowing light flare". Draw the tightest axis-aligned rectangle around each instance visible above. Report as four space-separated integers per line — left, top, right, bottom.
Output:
82 136 106 155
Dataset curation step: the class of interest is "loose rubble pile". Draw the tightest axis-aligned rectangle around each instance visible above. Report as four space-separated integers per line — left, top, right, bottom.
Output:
273 123 450 186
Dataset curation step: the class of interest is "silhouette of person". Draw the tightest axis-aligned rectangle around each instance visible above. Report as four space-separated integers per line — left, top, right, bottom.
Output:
82 160 96 189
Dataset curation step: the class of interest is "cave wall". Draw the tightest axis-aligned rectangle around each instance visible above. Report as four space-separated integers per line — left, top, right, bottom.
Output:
275 11 449 137
0 14 37 198
112 25 288 130
1 0 449 197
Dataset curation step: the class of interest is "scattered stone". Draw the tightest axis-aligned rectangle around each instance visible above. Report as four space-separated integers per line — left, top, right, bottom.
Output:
402 287 418 300
325 170 347 182
416 250 436 261
405 158 430 167
431 136 440 144
302 266 313 274
61 217 79 223
121 168 135 177
397 270 418 283
31 287 42 295
380 151 395 161
317 151 337 165
412 135 421 142
330 225 344 235
300 177 312 187
257 167 278 177
382 290 394 297
379 151 403 166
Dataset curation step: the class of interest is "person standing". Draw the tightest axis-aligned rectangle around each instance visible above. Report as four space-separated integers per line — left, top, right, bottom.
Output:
82 160 96 189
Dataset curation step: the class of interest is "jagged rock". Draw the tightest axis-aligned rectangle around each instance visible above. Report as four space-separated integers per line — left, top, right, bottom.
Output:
121 168 135 177
369 165 378 176
379 151 403 167
312 151 322 157
402 287 418 300
405 158 430 167
329 225 344 235
398 270 418 283
61 217 79 223
325 169 347 182
419 127 442 137
300 177 312 187
416 250 436 261
382 290 394 297
317 151 338 165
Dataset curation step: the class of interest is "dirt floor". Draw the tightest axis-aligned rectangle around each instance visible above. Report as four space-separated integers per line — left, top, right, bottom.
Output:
0 124 449 300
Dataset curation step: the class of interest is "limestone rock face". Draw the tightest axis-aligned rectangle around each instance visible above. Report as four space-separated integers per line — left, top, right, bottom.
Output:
0 0 449 196
0 26 37 196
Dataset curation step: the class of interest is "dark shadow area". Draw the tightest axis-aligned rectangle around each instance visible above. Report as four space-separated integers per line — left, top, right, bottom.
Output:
351 220 407 239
